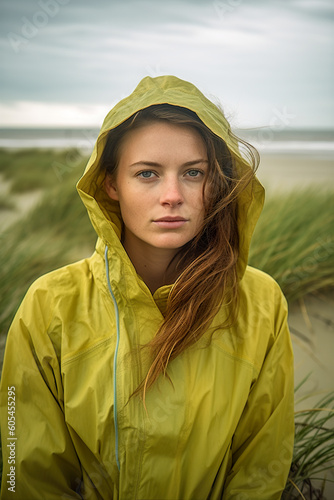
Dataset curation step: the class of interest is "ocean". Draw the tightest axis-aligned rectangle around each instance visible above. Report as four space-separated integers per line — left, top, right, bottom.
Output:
0 127 333 157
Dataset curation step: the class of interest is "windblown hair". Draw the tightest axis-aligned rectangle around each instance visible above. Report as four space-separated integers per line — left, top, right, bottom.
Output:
100 104 259 402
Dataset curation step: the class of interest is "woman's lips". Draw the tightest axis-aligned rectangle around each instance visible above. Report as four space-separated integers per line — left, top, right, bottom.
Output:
153 217 188 229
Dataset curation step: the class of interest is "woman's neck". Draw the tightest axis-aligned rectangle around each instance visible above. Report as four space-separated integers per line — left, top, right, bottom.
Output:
123 234 180 294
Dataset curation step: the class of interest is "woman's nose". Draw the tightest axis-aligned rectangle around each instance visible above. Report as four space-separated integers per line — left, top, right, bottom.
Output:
159 178 184 207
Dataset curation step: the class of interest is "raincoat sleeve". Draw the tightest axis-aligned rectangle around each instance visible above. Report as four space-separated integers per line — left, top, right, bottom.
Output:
0 280 84 500
222 287 294 500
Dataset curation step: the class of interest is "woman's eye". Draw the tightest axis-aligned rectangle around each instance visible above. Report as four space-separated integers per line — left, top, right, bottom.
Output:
186 169 202 178
138 171 156 179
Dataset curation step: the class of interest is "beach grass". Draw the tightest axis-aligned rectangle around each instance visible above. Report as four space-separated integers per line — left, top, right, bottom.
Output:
0 165 96 339
248 188 334 303
0 197 15 211
282 379 334 499
0 148 86 193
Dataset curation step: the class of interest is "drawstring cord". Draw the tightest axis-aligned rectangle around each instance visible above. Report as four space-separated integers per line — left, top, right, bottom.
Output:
104 245 120 471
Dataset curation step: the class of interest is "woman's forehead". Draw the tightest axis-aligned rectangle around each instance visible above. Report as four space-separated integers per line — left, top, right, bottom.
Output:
118 121 208 158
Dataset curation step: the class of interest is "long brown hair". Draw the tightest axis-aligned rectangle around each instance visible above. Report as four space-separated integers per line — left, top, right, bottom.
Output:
100 104 259 402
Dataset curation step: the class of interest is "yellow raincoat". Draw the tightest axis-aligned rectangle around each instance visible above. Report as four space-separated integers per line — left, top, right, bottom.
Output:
0 76 294 499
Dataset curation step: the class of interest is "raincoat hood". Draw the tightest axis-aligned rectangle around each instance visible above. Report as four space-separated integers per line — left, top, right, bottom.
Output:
77 75 264 279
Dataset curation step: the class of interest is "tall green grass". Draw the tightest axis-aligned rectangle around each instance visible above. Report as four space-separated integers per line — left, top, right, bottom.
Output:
0 151 96 339
0 197 15 211
0 148 87 193
249 189 334 302
282 379 334 499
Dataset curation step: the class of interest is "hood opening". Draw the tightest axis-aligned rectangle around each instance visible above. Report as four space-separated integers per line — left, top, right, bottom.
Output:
77 75 264 279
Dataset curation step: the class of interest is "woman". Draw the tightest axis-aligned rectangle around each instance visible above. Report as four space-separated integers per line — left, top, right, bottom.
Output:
0 75 294 499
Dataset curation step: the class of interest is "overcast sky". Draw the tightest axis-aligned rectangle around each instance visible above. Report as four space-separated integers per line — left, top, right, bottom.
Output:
1 0 333 129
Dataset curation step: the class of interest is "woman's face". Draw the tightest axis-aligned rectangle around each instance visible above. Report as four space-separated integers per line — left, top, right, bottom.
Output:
105 121 208 256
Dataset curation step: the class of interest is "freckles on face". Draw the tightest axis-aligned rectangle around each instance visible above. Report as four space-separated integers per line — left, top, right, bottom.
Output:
104 120 209 253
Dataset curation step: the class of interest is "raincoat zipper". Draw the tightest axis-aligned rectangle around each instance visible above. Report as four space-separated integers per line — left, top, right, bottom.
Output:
105 245 120 471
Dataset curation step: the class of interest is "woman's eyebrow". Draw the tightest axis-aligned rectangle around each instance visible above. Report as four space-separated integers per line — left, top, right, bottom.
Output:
129 159 209 168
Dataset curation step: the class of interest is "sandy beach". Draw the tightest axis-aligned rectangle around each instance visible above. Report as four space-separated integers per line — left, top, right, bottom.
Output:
257 153 334 192
291 292 334 402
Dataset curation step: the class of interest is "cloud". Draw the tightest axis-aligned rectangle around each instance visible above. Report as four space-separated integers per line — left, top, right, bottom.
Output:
0 101 109 127
0 0 333 127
